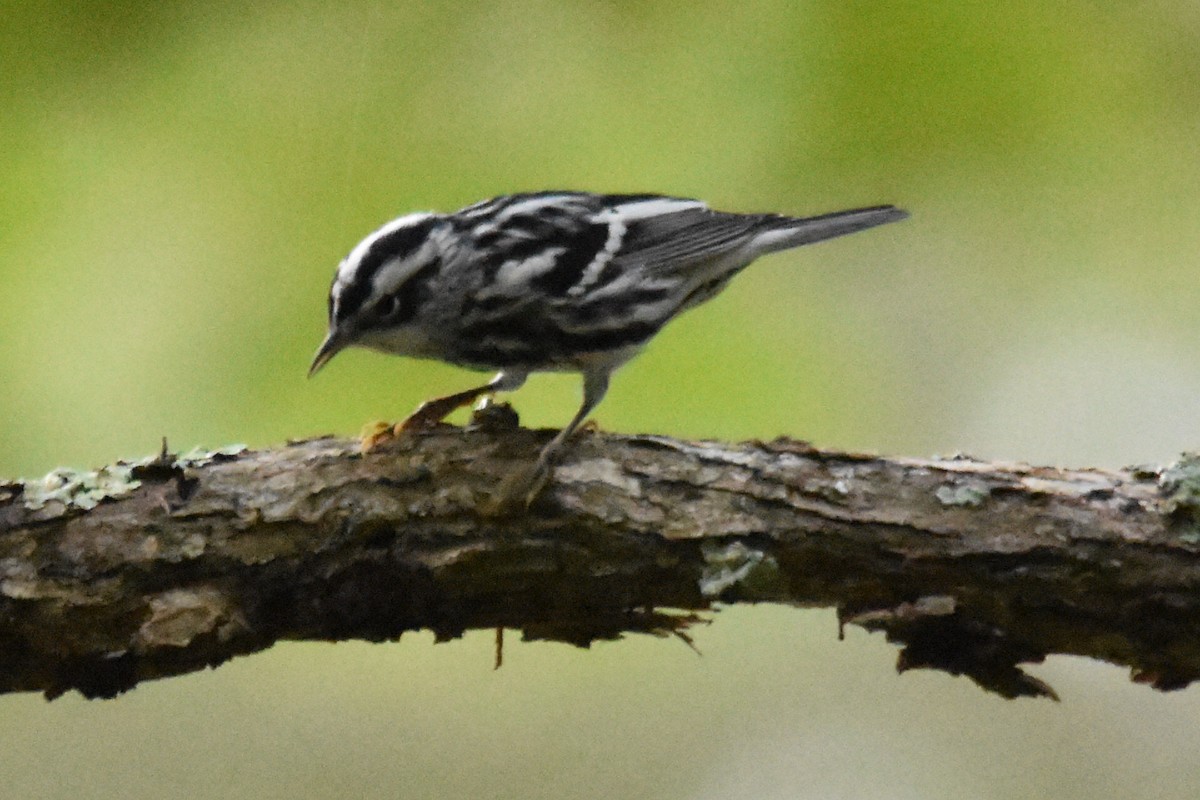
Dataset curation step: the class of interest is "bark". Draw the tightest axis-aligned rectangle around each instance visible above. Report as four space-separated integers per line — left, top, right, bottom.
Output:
2 415 1199 701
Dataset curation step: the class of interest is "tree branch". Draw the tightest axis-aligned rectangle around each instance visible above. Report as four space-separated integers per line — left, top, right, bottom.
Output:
3 416 1199 700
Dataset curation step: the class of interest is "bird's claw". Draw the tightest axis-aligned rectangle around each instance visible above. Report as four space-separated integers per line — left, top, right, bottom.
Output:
361 389 504 452
398 401 456 432
398 387 495 433
359 420 398 453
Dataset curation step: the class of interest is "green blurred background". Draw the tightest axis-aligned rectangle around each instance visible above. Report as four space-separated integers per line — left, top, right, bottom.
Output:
4 1 1200 797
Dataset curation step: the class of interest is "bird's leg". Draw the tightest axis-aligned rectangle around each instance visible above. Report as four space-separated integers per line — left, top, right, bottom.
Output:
398 383 496 432
398 370 528 433
360 382 491 451
361 371 527 452
486 370 609 514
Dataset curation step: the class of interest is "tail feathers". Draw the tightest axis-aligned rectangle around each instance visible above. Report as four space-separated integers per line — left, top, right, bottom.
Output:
754 205 908 253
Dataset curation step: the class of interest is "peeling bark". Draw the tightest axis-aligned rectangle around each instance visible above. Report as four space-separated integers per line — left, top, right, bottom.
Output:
1 420 1199 700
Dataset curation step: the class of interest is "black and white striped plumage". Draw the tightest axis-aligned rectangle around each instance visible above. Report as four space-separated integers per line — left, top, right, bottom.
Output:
310 192 907 497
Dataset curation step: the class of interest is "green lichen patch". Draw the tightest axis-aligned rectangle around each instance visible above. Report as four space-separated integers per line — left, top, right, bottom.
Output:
1160 453 1200 541
24 464 142 511
1160 453 1200 512
176 444 248 469
20 444 248 513
699 541 782 600
935 482 990 508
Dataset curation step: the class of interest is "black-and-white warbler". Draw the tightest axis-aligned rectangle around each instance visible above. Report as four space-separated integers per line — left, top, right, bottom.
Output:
310 192 907 505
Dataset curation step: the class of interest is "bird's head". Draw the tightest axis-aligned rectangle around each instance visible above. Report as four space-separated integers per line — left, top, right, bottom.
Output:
309 212 445 377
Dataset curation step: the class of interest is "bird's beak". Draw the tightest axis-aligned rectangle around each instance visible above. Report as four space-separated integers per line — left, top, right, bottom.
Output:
308 330 347 378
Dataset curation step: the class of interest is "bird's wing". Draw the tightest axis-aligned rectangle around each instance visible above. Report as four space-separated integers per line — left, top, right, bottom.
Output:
608 201 763 275
610 200 908 274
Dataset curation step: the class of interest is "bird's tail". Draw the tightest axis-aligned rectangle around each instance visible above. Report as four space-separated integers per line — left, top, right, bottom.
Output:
753 205 908 253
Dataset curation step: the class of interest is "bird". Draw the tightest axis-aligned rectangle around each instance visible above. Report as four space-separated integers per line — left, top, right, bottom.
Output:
310 191 907 508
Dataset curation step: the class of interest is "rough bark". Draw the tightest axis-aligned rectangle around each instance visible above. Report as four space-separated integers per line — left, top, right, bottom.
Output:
2 416 1199 701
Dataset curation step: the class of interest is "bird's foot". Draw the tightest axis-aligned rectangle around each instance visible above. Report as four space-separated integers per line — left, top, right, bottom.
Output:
398 387 493 433
359 420 399 453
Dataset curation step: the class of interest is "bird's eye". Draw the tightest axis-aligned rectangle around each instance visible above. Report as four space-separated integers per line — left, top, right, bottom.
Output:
376 295 399 318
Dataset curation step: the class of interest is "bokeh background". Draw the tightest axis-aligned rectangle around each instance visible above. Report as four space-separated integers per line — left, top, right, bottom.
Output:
4 2 1200 798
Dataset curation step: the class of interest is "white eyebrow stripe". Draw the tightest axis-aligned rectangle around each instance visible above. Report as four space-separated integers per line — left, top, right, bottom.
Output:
341 212 434 283
371 248 435 296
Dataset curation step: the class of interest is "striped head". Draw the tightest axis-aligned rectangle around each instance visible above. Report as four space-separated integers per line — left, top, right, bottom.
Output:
309 212 447 376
